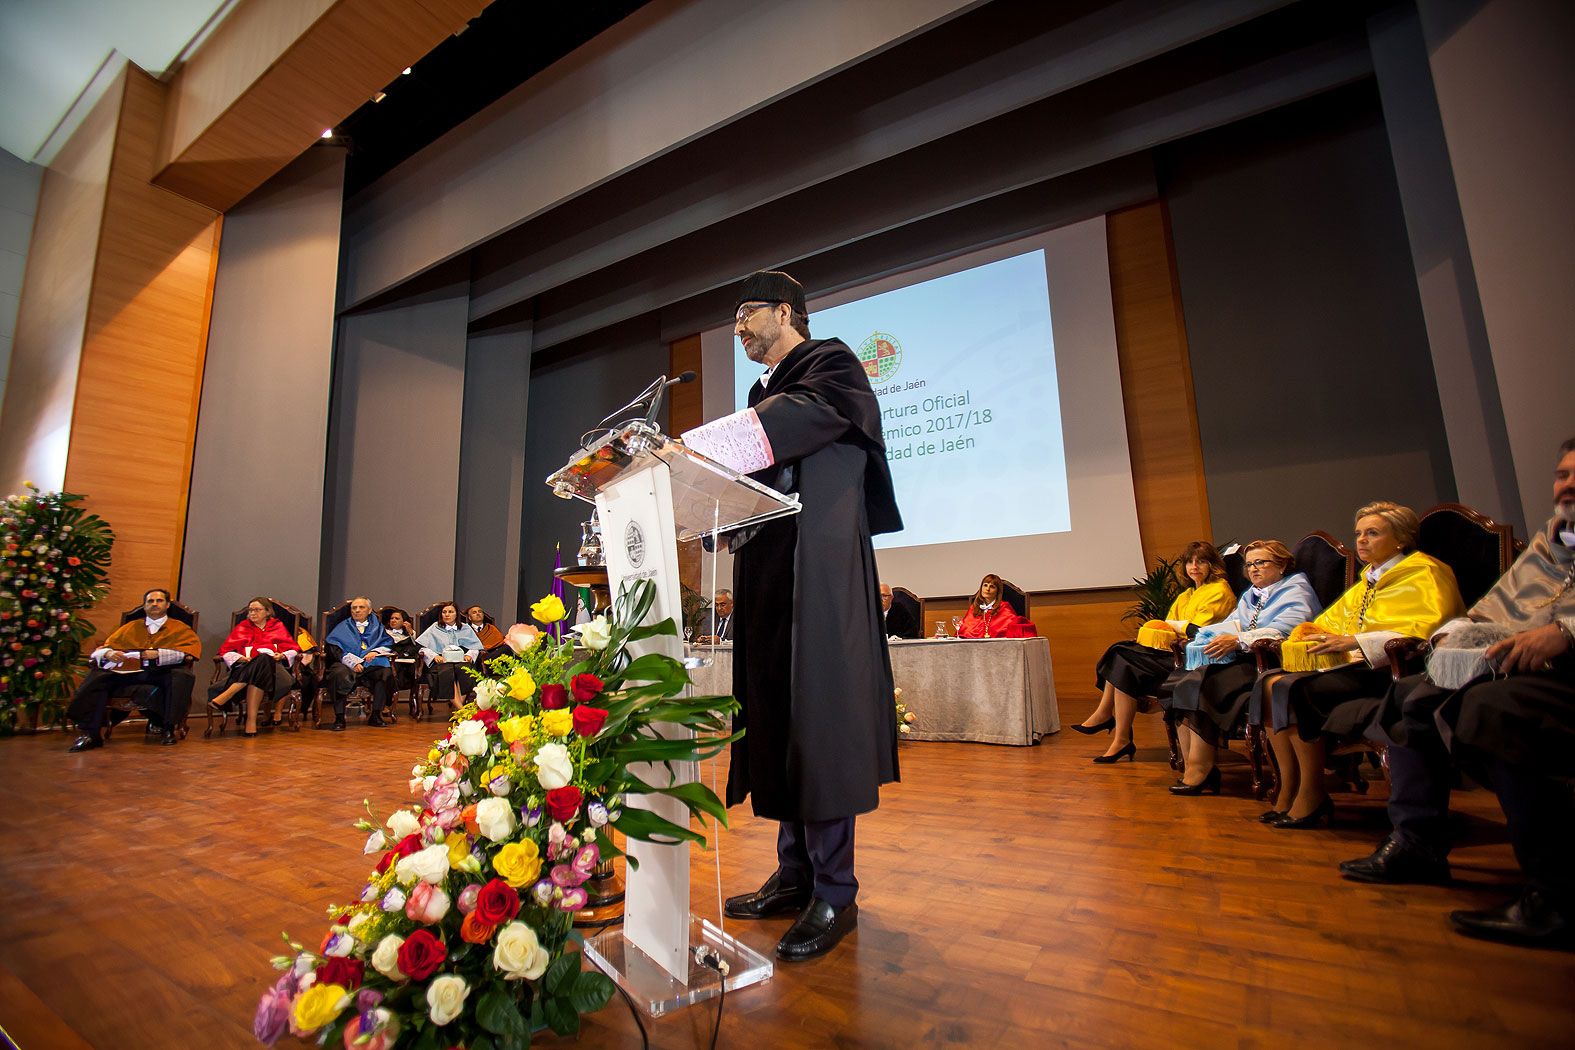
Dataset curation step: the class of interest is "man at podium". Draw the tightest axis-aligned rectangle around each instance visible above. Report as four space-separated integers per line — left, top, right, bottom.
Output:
720 270 903 961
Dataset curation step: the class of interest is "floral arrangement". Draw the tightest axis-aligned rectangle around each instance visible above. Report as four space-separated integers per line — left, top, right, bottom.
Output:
894 686 916 738
255 581 741 1049
0 483 114 733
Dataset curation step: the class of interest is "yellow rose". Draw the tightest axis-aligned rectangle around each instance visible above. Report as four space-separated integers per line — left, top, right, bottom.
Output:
505 668 536 701
530 594 566 624
499 715 535 743
447 833 472 868
541 708 573 737
291 983 349 1033
492 840 542 888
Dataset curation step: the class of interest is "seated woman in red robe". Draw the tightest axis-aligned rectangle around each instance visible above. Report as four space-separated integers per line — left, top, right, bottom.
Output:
207 598 301 736
957 574 1019 638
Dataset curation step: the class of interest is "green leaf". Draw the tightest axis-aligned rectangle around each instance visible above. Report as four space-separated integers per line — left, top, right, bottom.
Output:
477 985 527 1038
471 1035 496 1050
568 970 615 1013
544 953 579 997
622 772 730 825
625 617 679 641
611 805 705 845
543 996 581 1037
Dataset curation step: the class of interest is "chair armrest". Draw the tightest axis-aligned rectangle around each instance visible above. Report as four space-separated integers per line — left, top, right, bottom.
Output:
1252 639 1283 674
1170 637 1188 669
1384 637 1428 681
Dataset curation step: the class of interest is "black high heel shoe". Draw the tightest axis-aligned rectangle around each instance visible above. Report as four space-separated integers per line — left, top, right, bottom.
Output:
1258 809 1287 824
1092 741 1136 764
1072 717 1115 736
1169 766 1221 795
1271 797 1333 829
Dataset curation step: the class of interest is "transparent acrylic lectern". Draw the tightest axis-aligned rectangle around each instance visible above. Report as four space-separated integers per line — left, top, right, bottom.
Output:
546 418 800 1016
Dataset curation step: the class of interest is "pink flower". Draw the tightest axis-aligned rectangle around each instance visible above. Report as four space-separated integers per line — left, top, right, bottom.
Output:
425 782 459 813
253 977 293 1045
557 887 589 912
404 882 450 925
343 1008 398 1050
457 884 481 915
503 622 542 654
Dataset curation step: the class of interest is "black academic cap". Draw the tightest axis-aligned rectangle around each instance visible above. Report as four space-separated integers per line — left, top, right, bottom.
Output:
733 270 807 315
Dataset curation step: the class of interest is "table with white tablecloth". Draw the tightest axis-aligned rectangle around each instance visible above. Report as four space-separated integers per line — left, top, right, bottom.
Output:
683 636 1059 746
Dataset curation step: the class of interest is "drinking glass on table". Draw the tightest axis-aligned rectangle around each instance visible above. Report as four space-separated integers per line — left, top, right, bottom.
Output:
933 620 948 639
950 616 963 636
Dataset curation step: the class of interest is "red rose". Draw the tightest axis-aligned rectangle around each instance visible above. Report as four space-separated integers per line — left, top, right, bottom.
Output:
545 786 583 821
539 684 568 710
474 708 501 733
473 878 521 926
394 833 422 858
396 928 448 981
571 706 608 738
570 673 602 703
375 851 395 875
317 957 364 990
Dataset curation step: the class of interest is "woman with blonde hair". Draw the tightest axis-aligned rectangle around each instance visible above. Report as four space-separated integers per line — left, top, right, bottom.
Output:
1160 540 1321 794
1079 541 1236 763
1251 502 1463 828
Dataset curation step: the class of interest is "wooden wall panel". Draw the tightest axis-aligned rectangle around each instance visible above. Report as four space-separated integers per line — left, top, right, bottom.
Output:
156 0 493 211
0 76 122 492
669 334 704 597
62 68 222 640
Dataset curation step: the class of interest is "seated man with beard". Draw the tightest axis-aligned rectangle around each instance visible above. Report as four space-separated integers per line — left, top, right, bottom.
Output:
1339 437 1575 949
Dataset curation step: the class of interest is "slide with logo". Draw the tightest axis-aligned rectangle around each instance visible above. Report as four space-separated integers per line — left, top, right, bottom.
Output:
735 249 1070 551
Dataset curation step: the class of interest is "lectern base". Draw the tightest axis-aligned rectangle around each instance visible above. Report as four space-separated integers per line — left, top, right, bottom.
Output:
580 915 774 1017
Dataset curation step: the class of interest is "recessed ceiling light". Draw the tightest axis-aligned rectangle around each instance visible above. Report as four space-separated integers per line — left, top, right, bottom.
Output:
321 129 334 139
402 67 412 76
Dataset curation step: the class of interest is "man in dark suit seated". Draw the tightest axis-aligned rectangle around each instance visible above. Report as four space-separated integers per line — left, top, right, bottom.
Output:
697 590 734 643
1338 437 1575 948
322 596 395 731
880 583 920 640
65 588 201 750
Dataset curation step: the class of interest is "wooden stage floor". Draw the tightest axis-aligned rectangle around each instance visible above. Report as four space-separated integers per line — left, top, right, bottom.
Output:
2 716 1571 1049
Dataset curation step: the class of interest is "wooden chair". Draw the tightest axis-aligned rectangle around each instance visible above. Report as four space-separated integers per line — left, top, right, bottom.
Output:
998 578 1030 619
890 586 923 640
378 605 423 719
204 599 311 737
102 600 200 741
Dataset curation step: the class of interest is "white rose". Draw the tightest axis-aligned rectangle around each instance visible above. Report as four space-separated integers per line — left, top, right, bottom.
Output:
474 796 517 842
395 843 451 885
473 679 504 709
387 809 421 841
426 973 470 1026
492 922 550 980
371 935 405 981
452 718 489 757
534 742 574 790
571 616 612 651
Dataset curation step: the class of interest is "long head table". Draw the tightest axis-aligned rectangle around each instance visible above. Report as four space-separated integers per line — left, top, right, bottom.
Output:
684 635 1060 746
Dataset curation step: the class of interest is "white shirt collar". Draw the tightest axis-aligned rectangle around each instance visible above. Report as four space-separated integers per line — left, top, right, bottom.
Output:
351 618 370 630
1363 552 1405 584
1249 577 1281 603
145 615 167 632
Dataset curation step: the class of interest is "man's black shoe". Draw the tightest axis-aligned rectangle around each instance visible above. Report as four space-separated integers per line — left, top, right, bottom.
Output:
1339 834 1450 885
160 728 179 746
776 898 858 961
331 718 347 732
1450 887 1575 950
723 871 812 919
367 715 388 728
67 734 103 752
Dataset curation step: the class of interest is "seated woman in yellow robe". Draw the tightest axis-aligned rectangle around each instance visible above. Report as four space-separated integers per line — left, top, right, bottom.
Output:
1251 501 1463 829
1078 541 1236 763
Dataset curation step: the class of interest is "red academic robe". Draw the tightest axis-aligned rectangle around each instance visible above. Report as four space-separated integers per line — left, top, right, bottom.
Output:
958 600 1019 639
218 617 300 659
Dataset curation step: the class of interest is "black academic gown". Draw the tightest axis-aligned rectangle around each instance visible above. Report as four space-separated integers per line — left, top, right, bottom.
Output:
728 337 903 823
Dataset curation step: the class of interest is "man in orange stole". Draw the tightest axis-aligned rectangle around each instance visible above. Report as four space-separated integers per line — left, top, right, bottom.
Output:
65 588 202 750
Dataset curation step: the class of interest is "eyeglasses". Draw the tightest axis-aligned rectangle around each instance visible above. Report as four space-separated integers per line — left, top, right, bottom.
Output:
1243 559 1279 570
735 301 779 325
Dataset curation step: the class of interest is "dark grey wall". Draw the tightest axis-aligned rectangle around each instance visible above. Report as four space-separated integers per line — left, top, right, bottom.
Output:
455 320 532 623
518 316 667 621
1162 80 1455 546
183 146 346 670
323 268 469 616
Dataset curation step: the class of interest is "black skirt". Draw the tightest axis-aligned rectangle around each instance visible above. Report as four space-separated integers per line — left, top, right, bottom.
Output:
218 656 295 702
1437 668 1575 783
1161 659 1258 746
1095 640 1176 698
1250 662 1390 740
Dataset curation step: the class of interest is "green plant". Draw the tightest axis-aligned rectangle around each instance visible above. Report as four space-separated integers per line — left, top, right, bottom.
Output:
679 583 711 639
0 484 115 733
1122 555 1184 629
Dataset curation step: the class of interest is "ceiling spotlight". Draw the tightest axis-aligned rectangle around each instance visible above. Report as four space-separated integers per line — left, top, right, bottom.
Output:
321 129 334 139
402 66 412 75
